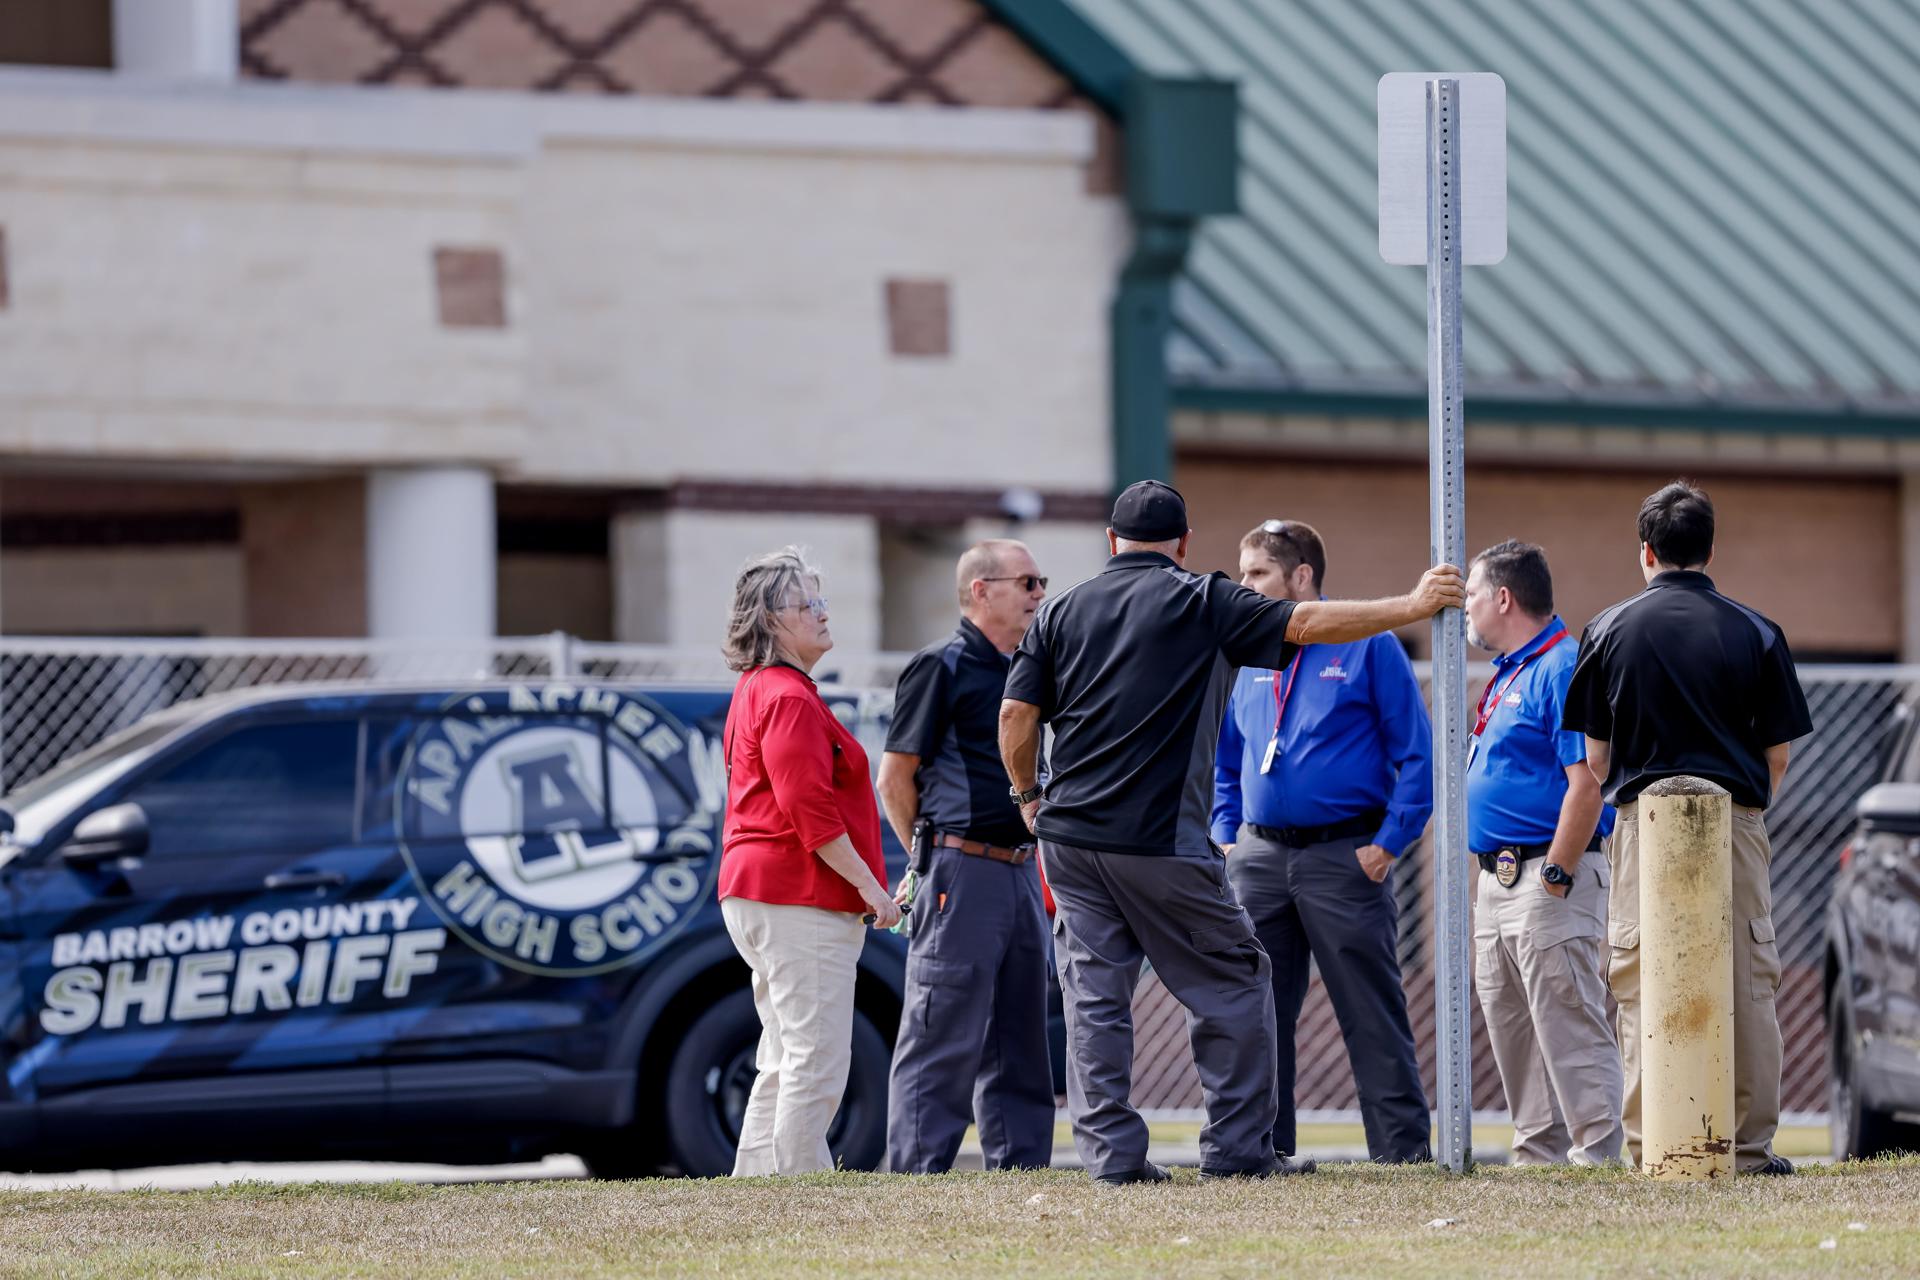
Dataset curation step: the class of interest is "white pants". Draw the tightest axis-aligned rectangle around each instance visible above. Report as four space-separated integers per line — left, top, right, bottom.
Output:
720 897 867 1176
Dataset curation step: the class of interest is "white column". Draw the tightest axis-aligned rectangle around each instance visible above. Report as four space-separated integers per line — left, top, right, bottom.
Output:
113 0 239 80
366 468 496 641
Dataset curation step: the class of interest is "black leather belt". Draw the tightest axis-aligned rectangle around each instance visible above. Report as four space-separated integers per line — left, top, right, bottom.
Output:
1245 811 1385 848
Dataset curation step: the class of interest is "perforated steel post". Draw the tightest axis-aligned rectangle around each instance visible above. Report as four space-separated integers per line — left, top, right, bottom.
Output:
1426 77 1473 1174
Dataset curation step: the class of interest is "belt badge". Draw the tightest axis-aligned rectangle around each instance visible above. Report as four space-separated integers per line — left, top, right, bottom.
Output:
1494 848 1520 888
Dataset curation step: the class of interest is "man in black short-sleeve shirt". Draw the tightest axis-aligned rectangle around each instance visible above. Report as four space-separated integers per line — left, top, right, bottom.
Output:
999 480 1463 1183
877 539 1056 1174
1562 480 1812 1175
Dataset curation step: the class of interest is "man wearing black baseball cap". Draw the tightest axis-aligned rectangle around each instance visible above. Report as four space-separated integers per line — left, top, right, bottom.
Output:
1000 479 1464 1183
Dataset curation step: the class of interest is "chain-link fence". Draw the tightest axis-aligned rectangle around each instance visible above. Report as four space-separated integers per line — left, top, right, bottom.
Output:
0 636 1907 1120
1127 664 1916 1119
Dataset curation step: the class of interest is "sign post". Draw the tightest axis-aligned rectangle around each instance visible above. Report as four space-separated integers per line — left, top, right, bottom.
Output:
1379 70 1506 1174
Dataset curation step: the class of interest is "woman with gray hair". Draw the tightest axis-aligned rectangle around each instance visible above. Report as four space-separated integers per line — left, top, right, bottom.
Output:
718 546 900 1176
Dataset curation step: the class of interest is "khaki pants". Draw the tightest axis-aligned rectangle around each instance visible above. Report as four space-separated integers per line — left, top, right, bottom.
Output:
721 897 867 1176
1609 801 1784 1172
1474 851 1623 1165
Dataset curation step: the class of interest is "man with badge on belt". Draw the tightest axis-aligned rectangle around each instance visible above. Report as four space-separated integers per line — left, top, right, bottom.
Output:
877 539 1056 1174
1462 539 1622 1166
1001 482 1464 1184
1212 518 1435 1165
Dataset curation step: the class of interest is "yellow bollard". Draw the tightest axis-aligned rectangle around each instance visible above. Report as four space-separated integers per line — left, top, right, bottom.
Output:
1639 776 1735 1180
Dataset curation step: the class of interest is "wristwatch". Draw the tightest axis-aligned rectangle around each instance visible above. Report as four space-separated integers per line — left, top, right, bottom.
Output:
1541 862 1575 890
1010 783 1044 805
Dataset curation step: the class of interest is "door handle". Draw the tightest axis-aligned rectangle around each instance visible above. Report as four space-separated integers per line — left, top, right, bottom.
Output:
263 869 348 892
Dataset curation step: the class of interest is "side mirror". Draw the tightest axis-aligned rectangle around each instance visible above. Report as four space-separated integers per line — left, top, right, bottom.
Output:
1856 782 1920 838
57 803 150 866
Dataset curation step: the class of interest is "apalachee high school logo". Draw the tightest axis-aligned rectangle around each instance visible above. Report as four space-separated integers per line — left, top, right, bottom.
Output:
396 685 725 976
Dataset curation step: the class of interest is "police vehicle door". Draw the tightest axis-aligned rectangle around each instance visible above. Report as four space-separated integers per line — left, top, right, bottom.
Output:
16 716 409 1136
358 691 715 1090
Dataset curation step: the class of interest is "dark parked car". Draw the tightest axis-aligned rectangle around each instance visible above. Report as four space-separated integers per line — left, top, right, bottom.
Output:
1825 698 1920 1159
0 681 915 1177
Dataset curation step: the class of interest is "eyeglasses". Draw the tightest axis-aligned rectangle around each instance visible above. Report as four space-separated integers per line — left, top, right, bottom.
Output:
979 575 1049 592
778 595 829 621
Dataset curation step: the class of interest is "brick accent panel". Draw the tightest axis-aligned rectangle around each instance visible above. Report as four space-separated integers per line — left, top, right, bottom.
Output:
433 245 508 328
884 278 950 357
240 0 1081 108
1177 454 1902 657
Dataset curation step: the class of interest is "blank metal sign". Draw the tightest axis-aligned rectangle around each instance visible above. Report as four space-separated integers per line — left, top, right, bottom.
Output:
1378 72 1507 266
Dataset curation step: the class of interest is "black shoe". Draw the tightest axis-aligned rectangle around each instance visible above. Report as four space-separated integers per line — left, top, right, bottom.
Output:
1750 1155 1795 1176
1200 1154 1317 1180
1095 1161 1171 1186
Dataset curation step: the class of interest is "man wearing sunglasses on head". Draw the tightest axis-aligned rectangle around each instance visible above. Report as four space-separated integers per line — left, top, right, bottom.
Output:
878 540 1056 1174
1212 518 1435 1166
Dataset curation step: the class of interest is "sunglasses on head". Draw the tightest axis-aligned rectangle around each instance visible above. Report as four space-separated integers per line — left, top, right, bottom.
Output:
980 575 1049 592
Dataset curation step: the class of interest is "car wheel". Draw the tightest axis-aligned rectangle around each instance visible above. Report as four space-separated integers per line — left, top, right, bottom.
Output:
1829 983 1901 1160
663 988 890 1177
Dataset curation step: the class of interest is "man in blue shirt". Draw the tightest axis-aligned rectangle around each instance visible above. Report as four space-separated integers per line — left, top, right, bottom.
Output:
1212 519 1434 1164
1464 539 1621 1166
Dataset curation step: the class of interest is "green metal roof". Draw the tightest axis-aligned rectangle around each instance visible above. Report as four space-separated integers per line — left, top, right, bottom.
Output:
1068 0 1920 426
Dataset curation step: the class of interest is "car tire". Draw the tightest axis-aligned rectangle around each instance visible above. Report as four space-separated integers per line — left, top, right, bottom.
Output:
1829 983 1903 1160
663 988 890 1177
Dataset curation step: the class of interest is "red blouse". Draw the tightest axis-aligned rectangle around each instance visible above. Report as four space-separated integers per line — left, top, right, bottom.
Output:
719 664 887 913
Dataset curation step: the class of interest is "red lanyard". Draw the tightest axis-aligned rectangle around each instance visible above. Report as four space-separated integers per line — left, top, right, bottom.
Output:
1269 650 1305 740
1472 628 1568 737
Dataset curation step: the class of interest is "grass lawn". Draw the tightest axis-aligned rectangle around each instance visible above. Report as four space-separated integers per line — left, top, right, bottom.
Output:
6 1158 1917 1279
1033 1119 1833 1159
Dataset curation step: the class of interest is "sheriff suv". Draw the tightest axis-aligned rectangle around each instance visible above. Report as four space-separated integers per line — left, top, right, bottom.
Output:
1826 696 1920 1159
0 682 907 1176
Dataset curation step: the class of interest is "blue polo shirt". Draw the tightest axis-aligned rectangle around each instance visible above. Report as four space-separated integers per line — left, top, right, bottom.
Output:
1466 616 1617 852
1211 630 1433 856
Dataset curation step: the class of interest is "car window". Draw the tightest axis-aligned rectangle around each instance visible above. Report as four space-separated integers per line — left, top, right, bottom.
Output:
365 714 616 843
363 711 696 845
119 719 361 857
3 714 190 812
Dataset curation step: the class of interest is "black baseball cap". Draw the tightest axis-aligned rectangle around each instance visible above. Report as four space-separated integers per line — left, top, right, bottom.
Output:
1109 480 1189 542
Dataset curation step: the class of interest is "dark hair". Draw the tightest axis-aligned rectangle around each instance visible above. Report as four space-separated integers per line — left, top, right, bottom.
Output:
1638 480 1715 568
1241 519 1327 589
1473 539 1554 617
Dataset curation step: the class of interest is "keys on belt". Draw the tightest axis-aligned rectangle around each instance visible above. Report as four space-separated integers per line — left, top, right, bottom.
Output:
935 832 1034 865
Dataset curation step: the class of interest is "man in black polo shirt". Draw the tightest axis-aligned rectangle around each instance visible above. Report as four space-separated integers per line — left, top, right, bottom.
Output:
879 539 1056 1174
1563 480 1812 1176
999 480 1463 1183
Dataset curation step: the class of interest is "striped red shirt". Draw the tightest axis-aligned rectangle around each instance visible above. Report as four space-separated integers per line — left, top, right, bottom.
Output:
719 664 886 913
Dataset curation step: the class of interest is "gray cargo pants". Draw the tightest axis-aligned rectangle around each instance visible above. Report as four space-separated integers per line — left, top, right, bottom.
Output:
884 846 1056 1173
1041 839 1278 1180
